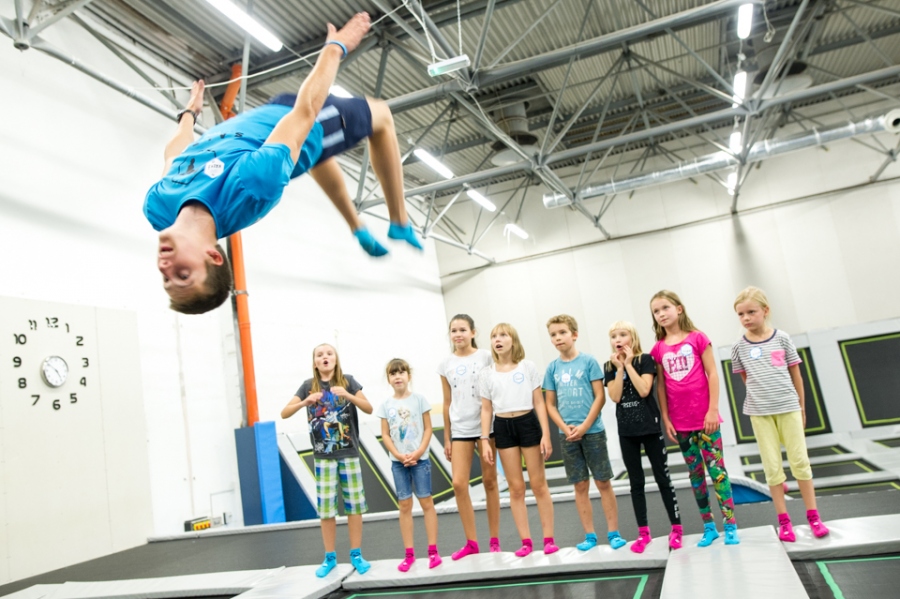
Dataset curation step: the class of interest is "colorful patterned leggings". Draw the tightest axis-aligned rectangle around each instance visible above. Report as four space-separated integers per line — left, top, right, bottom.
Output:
675 430 736 525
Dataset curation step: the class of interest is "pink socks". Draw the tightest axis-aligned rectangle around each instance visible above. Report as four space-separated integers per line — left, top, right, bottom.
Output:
668 524 683 550
428 545 442 569
543 537 559 554
807 510 829 538
778 513 796 542
452 540 479 561
398 548 415 572
490 537 501 552
631 526 652 554
515 538 533 557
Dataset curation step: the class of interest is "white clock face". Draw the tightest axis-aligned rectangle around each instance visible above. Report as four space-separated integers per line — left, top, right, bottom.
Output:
41 356 68 387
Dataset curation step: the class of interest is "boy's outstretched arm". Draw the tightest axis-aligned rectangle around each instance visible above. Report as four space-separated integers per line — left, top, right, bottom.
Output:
162 80 205 177
266 12 371 162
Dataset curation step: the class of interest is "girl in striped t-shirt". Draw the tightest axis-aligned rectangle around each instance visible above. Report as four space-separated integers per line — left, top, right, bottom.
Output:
732 286 829 542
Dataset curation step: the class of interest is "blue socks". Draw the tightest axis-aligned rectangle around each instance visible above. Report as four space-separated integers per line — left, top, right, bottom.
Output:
698 522 720 547
724 522 740 545
608 531 627 550
315 551 337 578
388 221 424 250
577 532 598 551
350 548 371 574
353 228 388 257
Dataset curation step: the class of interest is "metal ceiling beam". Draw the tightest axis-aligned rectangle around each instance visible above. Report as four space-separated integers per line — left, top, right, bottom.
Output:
388 0 753 112
471 0 496 72
27 0 94 37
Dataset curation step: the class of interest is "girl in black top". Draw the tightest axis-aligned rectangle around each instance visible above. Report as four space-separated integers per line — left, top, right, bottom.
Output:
604 321 682 553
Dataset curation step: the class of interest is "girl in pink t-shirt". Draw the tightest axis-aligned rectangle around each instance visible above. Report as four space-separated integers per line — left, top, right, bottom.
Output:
649 290 739 547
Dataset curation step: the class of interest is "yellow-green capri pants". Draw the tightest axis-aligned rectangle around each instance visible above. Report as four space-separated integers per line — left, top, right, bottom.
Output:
750 410 813 486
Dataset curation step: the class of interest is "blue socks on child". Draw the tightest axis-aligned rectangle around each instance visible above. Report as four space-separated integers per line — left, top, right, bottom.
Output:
315 552 337 578
350 548 371 574
577 532 598 551
698 522 720 547
724 522 740 545
353 228 388 257
607 531 627 549
388 221 424 250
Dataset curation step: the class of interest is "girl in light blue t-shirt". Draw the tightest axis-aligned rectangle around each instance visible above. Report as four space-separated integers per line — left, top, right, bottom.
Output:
376 359 441 572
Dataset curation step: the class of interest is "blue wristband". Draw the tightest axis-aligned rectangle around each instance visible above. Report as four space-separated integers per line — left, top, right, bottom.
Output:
324 40 347 58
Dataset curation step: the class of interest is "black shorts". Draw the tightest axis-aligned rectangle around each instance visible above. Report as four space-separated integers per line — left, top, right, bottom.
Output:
268 93 372 166
452 433 495 443
494 411 542 449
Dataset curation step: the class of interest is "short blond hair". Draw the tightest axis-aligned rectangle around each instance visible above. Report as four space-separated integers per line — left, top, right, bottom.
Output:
608 320 644 357
546 314 578 333
734 286 770 312
490 323 525 363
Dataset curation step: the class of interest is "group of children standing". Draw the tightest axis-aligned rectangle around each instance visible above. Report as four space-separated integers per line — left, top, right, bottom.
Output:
281 286 829 576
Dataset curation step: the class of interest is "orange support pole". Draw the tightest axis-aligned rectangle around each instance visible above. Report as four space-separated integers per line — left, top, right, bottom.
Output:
219 63 259 426
219 64 243 120
229 231 259 426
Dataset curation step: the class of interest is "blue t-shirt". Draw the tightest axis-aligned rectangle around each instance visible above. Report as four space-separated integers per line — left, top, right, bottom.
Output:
143 104 324 238
543 353 605 434
375 393 432 462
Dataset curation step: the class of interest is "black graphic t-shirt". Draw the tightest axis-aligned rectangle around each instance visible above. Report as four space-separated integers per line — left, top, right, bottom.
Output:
603 354 661 437
295 375 363 459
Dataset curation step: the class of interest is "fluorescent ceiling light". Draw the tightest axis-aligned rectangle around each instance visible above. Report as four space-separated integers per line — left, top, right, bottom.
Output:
330 85 353 98
466 189 497 212
737 4 754 39
727 171 738 195
729 131 742 154
414 148 454 179
206 0 283 52
733 70 748 104
505 223 529 239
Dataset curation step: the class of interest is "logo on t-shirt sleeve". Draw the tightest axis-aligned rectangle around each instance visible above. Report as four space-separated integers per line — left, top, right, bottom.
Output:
204 157 225 178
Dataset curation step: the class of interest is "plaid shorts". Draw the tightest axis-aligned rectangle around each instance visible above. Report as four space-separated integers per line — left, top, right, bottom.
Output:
315 456 368 519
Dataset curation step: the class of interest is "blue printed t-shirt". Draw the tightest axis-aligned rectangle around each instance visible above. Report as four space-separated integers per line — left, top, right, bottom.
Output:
543 353 605 434
375 393 431 462
295 375 363 460
144 104 324 238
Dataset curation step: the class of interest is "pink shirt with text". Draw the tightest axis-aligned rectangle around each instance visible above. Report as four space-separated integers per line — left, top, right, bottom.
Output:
650 330 721 432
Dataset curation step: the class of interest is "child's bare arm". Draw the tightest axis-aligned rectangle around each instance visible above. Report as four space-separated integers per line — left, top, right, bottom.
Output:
162 80 204 176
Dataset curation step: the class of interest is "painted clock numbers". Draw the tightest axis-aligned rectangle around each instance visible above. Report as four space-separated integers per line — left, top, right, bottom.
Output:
11 316 89 411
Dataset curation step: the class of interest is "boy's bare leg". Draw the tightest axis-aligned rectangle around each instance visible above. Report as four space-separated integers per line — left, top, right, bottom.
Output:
309 157 388 256
367 99 423 250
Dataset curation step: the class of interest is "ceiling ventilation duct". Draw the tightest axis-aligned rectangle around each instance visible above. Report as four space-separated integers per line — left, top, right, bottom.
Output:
490 101 539 166
753 60 813 99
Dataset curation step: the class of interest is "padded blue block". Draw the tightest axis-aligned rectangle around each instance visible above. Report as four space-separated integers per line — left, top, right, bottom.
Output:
732 483 771 504
235 426 263 525
255 421 286 524
280 454 318 521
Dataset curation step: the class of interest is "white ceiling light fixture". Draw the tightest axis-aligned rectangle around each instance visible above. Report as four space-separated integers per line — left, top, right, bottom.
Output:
733 70 748 105
330 85 353 98
727 171 738 195
466 189 497 212
413 149 455 179
737 4 754 39
205 0 283 52
504 223 529 239
729 131 743 154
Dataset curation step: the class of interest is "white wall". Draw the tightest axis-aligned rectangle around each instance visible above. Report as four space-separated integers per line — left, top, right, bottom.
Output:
0 5 449 584
439 101 900 455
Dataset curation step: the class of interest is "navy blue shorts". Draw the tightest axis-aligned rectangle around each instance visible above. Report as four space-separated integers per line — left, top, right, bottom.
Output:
268 93 373 166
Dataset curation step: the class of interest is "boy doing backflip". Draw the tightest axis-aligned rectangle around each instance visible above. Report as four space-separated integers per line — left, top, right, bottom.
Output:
544 314 627 550
144 12 422 314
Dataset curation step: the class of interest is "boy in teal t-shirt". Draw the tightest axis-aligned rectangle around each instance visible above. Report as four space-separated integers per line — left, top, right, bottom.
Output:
543 314 625 550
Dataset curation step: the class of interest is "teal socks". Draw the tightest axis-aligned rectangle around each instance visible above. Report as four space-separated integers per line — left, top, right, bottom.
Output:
577 532 598 551
724 522 740 545
608 531 627 550
353 228 388 257
387 221 424 250
698 522 720 547
350 548 371 574
315 551 337 578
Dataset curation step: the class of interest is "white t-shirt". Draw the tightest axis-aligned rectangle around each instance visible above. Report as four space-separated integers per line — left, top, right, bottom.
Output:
479 360 543 415
437 349 493 438
375 393 432 462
